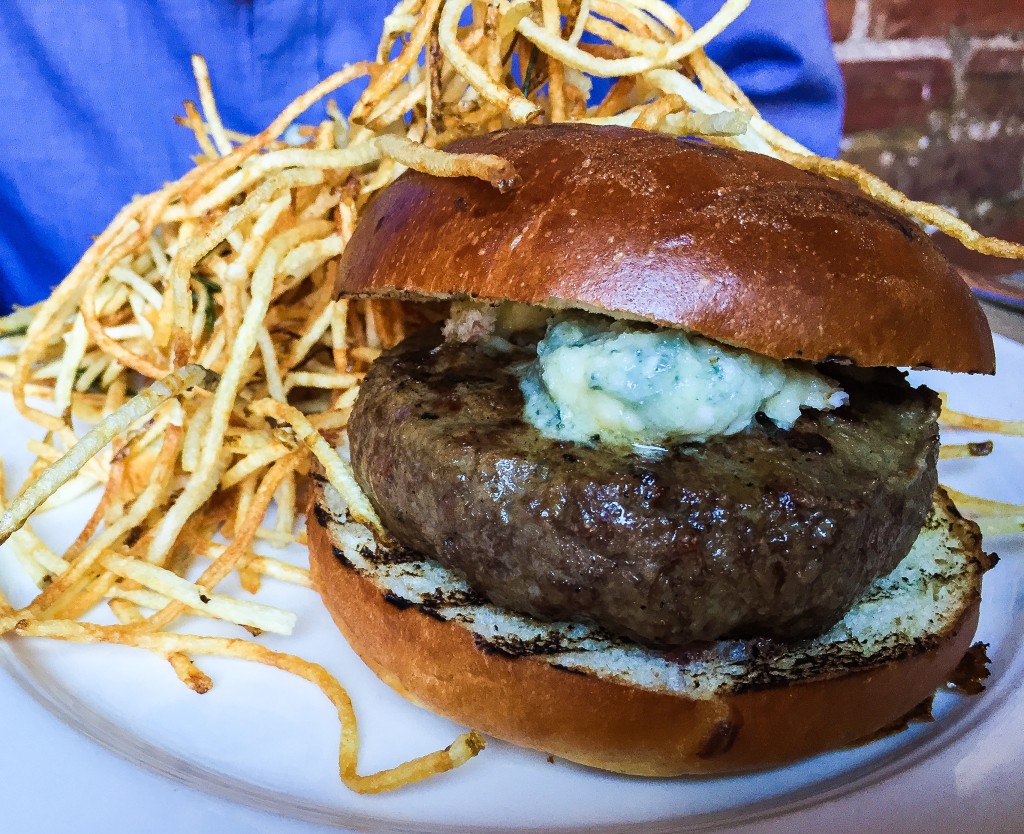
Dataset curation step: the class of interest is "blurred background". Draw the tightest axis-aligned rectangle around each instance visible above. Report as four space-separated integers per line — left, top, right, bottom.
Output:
827 0 1024 298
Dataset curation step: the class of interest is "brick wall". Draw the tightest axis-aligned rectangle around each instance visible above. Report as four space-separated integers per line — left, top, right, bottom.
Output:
828 0 1024 277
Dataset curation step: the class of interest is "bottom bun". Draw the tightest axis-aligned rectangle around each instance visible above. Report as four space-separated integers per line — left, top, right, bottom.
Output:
308 484 992 776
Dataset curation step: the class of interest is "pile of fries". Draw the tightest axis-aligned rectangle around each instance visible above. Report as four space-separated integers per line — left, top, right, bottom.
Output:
0 0 1022 794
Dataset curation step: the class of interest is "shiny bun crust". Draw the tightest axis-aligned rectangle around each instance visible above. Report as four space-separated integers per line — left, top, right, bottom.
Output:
337 124 993 373
308 484 989 776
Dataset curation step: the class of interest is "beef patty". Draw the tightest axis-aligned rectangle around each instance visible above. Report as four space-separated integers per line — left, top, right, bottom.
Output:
349 326 940 647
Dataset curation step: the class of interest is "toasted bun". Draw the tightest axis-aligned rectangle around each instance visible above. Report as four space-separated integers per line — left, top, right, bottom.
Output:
308 483 992 776
337 124 993 373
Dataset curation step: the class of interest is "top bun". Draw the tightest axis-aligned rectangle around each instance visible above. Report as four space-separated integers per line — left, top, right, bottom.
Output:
337 124 994 372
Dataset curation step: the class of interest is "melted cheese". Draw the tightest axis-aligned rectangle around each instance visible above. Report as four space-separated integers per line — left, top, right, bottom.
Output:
519 316 846 448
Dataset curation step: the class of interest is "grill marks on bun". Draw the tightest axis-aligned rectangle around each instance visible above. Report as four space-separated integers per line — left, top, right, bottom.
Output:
309 478 991 775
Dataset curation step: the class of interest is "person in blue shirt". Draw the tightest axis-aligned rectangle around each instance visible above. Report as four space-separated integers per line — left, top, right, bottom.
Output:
0 1 842 314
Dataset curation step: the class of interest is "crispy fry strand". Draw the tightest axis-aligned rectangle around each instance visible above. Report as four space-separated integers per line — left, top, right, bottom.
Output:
178 100 219 159
945 486 1024 516
631 93 686 130
5 618 484 794
248 399 384 533
376 134 520 191
939 394 1024 435
542 0 568 122
940 441 994 460
191 54 233 156
100 553 296 634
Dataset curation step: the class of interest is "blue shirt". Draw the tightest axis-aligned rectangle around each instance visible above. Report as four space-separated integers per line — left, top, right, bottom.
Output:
0 1 842 313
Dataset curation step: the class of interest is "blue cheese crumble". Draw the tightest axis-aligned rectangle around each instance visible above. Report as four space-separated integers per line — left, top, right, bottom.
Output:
518 315 847 447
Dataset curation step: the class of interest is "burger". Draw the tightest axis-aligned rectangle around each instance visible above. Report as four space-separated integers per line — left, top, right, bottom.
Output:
306 124 996 775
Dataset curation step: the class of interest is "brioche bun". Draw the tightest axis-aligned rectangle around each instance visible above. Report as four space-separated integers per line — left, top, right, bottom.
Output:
309 483 991 776
337 124 993 373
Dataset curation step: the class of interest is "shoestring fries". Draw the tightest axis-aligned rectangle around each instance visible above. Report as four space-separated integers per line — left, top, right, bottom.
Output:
939 441 994 460
1 0 1023 796
940 394 1024 436
938 396 1024 538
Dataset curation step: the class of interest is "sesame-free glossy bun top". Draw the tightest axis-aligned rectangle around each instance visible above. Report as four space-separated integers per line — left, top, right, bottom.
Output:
337 124 994 372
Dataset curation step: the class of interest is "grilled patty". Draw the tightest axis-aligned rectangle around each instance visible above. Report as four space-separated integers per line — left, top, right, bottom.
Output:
349 326 940 647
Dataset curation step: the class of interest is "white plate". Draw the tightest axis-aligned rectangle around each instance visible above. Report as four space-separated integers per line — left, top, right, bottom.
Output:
1 336 1022 834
